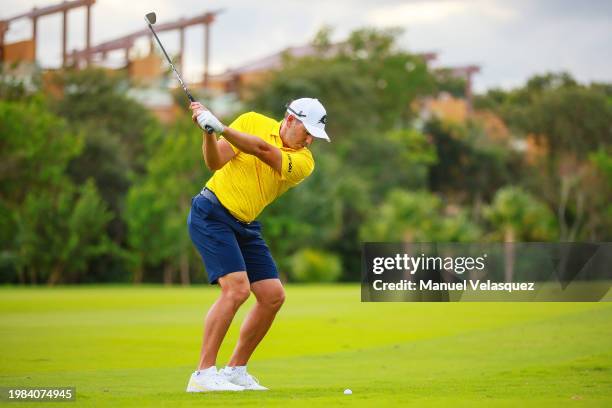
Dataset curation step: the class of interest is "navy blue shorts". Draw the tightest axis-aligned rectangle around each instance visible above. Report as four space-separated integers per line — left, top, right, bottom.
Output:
187 188 279 285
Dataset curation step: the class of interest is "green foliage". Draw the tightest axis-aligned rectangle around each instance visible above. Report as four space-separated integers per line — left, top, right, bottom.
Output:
125 184 174 277
16 181 116 284
425 118 518 202
476 72 611 158
360 189 481 242
50 68 167 277
0 99 81 203
484 186 557 241
290 248 342 283
0 65 43 102
0 98 77 282
125 118 210 283
586 148 612 239
474 72 611 240
590 148 612 187
66 124 131 229
521 87 610 157
50 68 163 171
434 68 468 98
66 181 117 276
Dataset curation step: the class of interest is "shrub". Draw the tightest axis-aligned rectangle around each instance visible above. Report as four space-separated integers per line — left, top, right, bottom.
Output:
290 248 342 283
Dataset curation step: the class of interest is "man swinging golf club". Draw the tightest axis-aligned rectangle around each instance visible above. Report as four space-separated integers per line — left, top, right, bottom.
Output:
186 98 330 392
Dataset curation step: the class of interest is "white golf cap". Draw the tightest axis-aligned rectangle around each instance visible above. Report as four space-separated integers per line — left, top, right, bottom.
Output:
286 98 330 142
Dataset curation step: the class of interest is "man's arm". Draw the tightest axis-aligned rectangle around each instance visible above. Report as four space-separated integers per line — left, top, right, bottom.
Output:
191 102 282 174
220 126 282 174
190 102 235 171
202 132 236 171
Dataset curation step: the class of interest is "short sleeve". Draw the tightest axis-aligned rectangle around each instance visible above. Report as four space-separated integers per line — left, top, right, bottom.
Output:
221 112 255 153
280 148 315 186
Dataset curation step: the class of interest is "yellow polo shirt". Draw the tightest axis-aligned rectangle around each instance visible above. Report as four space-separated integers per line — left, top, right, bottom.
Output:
205 112 315 222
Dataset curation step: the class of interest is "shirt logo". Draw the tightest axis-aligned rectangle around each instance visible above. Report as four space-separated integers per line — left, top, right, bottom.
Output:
288 154 293 173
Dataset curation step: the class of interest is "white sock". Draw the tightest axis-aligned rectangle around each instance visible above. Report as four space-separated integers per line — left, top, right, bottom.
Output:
196 366 217 375
226 365 247 375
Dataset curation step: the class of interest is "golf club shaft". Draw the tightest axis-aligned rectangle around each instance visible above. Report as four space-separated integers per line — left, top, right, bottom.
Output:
146 23 194 102
146 20 214 134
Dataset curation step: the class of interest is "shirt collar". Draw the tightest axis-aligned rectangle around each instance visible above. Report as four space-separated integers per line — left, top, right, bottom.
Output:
271 120 281 137
270 120 282 146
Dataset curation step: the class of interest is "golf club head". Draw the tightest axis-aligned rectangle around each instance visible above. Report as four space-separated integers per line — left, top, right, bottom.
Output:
144 12 156 25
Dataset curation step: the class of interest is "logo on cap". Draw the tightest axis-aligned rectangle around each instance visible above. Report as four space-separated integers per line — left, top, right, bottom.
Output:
318 115 327 125
286 104 306 118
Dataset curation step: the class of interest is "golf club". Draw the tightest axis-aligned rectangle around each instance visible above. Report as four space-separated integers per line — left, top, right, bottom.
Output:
144 12 213 134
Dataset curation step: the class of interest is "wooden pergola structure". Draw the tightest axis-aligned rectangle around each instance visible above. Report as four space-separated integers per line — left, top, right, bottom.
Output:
0 0 95 66
70 11 221 86
1 1 220 87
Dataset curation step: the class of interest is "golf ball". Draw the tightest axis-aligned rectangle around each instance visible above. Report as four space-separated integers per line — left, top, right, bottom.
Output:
344 389 352 395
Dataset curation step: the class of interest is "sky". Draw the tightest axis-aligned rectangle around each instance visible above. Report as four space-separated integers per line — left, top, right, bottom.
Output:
1 0 611 92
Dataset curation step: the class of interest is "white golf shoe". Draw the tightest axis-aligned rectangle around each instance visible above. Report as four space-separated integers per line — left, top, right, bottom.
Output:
186 366 245 392
219 366 268 391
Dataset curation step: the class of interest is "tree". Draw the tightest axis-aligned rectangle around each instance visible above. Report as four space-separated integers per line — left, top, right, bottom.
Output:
125 117 210 284
484 186 557 282
475 72 612 240
584 149 612 240
1 97 120 284
360 189 481 243
290 248 342 283
49 68 162 172
17 181 117 284
424 118 519 204
0 99 81 204
49 68 167 278
0 99 79 283
434 68 468 98
67 123 132 243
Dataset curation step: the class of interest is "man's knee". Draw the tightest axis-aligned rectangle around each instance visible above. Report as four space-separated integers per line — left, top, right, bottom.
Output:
259 287 285 311
220 274 251 307
223 286 250 308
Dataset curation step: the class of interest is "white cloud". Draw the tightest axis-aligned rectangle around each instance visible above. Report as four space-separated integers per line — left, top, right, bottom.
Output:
367 0 517 27
368 1 469 26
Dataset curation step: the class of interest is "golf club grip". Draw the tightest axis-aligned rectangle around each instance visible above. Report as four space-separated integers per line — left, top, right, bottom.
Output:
186 90 195 103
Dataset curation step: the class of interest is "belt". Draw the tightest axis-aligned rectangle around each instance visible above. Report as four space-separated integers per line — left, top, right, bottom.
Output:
200 187 221 205
199 188 252 225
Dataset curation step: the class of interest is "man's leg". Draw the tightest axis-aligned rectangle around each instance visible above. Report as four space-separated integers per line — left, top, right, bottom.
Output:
198 271 251 370
227 278 285 366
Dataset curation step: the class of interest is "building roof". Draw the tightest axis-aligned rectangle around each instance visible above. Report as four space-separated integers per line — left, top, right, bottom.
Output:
215 43 438 78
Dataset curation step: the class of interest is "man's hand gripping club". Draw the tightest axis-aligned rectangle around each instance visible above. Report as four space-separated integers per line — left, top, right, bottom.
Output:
191 102 225 134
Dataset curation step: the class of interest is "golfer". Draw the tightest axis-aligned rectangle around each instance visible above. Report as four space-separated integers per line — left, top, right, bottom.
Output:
185 98 330 392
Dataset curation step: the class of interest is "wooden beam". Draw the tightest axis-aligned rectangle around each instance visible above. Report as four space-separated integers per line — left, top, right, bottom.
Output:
6 0 96 23
32 17 38 61
72 11 221 60
0 20 7 62
179 26 185 70
204 22 210 87
86 4 92 65
62 9 67 67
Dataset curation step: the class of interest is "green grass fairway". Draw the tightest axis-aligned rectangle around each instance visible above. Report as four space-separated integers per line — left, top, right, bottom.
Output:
1 285 611 407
